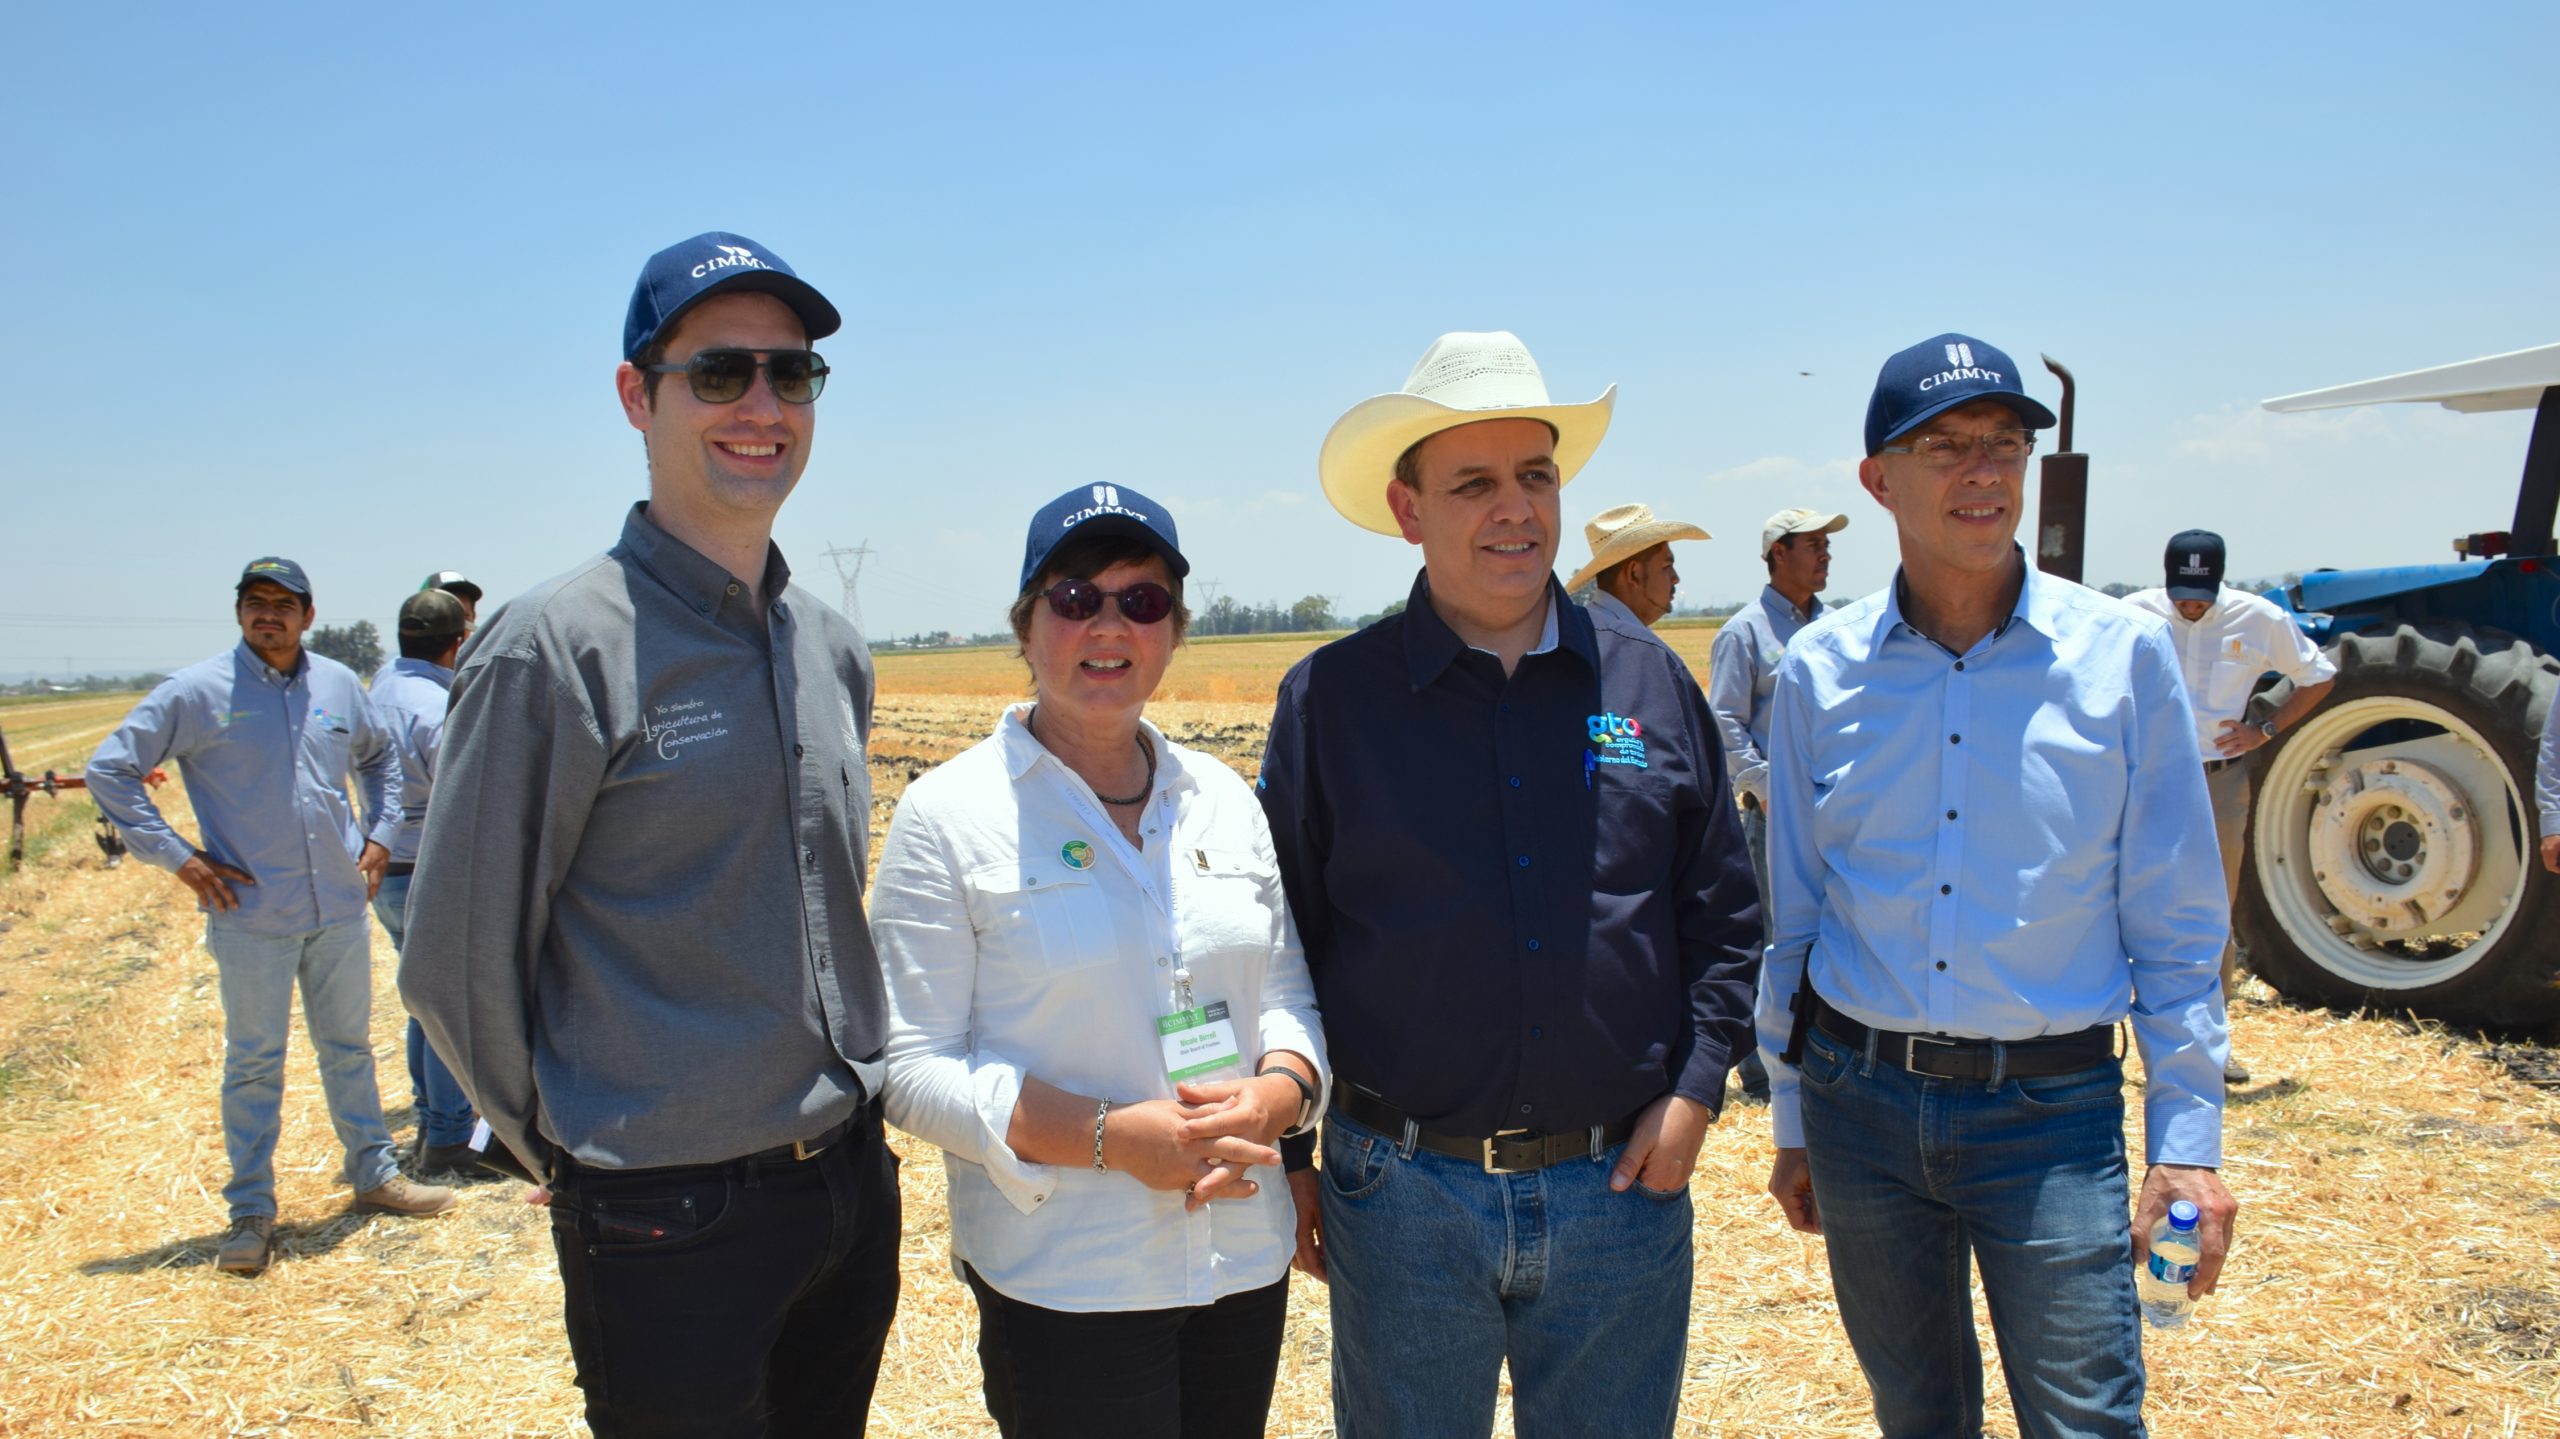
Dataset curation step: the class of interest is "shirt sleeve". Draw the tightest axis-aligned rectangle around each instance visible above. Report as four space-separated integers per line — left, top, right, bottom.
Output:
1757 655 1824 1149
397 649 604 1181
350 685 404 851
1663 649 1763 1114
2257 601 2337 686
1256 665 1330 1170
1244 791 1330 1132
873 795 1058 1216
1705 620 1769 805
2539 695 2560 840
83 678 200 873
2118 626 2231 1167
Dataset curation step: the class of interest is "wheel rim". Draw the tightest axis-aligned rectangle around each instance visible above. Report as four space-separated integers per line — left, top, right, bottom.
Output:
2252 695 2529 991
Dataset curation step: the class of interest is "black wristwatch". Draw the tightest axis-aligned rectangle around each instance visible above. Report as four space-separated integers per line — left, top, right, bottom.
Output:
1258 1064 1319 1136
2257 719 2278 739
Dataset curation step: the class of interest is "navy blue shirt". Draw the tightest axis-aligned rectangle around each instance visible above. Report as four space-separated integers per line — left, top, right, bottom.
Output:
1258 571 1760 1144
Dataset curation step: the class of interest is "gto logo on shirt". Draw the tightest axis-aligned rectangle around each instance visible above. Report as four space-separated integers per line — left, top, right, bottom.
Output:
1586 710 1650 768
640 697 731 761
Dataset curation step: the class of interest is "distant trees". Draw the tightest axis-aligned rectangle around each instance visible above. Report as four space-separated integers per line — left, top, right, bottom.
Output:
1192 594 1349 638
307 621 384 674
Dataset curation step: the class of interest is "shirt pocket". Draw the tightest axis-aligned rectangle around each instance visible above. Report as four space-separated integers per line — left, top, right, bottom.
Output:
1176 846 1276 962
2200 645 2263 718
965 861 1123 974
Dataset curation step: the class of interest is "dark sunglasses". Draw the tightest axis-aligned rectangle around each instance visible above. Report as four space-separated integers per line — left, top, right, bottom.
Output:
643 348 829 404
1041 578 1175 625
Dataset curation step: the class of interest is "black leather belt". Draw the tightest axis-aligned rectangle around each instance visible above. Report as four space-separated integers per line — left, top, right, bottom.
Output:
1812 996 2116 1080
383 862 417 878
2201 757 2239 774
1332 1088 1637 1174
740 1114 858 1164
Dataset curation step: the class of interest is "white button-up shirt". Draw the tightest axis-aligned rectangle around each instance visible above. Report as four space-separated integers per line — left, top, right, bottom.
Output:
875 704 1328 1312
2123 585 2337 755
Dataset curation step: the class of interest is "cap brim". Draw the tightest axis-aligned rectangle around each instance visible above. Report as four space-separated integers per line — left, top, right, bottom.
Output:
1564 519 1711 594
646 270 842 356
1319 386 1617 537
1761 512 1850 557
1875 391 2059 452
2164 584 2220 601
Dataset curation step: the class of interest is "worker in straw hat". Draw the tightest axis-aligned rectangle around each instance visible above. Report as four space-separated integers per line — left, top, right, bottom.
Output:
1566 502 1709 628
1706 506 1847 1102
1261 330 1762 1437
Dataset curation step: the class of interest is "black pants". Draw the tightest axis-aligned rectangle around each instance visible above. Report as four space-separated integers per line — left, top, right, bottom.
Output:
965 1263 1290 1439
549 1112 902 1439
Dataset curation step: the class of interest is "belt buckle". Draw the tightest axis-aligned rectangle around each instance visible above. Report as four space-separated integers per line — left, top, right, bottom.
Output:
1901 1033 1961 1075
791 1138 828 1161
1481 1129 1534 1174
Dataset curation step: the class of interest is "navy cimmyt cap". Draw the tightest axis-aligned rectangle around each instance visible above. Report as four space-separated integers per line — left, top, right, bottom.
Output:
622 232 841 361
2164 529 2226 601
237 556 312 599
1021 483 1191 590
1864 333 2058 456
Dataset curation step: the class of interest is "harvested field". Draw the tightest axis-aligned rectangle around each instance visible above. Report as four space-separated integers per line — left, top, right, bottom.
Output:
2 654 2557 1436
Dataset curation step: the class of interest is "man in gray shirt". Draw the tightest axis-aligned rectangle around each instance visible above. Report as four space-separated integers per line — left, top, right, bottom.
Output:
1706 507 1846 1101
400 232 897 1438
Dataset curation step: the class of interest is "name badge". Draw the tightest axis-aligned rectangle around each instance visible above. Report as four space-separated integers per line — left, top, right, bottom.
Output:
1158 999 1243 1083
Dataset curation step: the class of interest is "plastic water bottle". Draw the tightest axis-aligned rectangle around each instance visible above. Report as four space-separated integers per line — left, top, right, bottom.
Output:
2138 1199 2202 1329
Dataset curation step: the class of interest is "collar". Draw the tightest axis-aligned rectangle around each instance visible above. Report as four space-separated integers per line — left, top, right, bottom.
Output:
997 702 1197 801
233 640 306 687
1586 589 1643 631
617 502 793 619
1876 546 2053 653
389 656 457 686
1761 583 1822 624
1400 570 1593 690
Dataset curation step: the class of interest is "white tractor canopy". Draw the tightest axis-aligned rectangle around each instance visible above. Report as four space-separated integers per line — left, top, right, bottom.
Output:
2262 343 2560 415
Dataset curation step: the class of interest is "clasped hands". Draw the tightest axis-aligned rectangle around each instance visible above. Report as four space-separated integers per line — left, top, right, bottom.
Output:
1104 1073 1300 1212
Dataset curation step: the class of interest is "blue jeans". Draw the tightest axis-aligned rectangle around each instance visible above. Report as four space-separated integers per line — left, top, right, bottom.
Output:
1796 1025 2146 1438
203 915 401 1218
1318 1110 1692 1439
372 872 477 1147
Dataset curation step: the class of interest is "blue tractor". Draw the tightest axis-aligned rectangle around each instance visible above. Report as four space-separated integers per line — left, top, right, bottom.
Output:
2238 344 2560 1028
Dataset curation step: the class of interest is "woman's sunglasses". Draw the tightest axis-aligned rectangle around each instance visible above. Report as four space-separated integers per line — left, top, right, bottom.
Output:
1041 578 1175 625
643 348 830 405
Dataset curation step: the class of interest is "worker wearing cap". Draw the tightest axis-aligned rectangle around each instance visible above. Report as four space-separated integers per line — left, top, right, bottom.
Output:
86 559 454 1277
1758 334 2235 1436
1567 502 1709 627
1261 331 1761 1437
2125 530 2336 1087
1706 507 1846 1102
399 233 898 1436
420 571 483 628
365 589 484 1174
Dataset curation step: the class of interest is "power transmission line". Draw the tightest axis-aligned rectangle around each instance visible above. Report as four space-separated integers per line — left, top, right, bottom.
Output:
822 541 873 627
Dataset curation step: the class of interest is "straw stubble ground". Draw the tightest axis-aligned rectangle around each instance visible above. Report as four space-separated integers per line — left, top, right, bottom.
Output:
1 642 2556 1436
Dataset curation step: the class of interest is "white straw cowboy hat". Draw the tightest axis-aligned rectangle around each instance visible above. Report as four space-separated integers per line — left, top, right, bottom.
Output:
1319 331 1616 536
1564 503 1711 594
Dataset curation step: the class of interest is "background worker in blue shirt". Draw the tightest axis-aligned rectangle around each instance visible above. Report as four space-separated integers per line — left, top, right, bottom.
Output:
366 587 484 1175
1757 335 2238 1437
86 558 456 1277
1261 331 1761 1439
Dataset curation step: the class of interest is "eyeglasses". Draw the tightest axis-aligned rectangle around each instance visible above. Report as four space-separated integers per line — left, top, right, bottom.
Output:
1041 578 1175 625
643 348 829 404
1878 428 2037 468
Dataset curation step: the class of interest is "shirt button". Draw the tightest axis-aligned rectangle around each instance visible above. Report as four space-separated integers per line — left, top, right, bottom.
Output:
1526 939 1541 952
804 848 818 867
794 744 804 757
1516 855 1530 868
1530 1027 1543 1038
1946 809 1958 820
1954 661 1965 672
1949 733 1962 745
1508 776 1521 788
1935 960 1948 971
726 582 742 596
1939 884 1952 895
1520 1105 1532 1115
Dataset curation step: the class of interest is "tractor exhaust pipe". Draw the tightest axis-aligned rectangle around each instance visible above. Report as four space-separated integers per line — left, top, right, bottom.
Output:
2036 354 2088 583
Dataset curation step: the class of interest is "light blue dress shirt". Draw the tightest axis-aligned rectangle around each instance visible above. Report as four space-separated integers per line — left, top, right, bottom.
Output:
1706 585 1824 806
87 641 402 938
2539 691 2560 840
1754 560 2230 1167
367 657 451 864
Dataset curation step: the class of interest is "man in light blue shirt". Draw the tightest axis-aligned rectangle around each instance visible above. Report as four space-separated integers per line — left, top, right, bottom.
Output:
87 558 454 1276
1755 335 2237 1437
367 586 484 1175
1707 506 1845 1102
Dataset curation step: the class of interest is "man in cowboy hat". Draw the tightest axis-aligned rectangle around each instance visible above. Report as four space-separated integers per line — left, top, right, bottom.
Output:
1566 503 1710 627
1757 333 2234 1436
1260 330 1762 1437
400 232 900 1436
1707 507 1848 1101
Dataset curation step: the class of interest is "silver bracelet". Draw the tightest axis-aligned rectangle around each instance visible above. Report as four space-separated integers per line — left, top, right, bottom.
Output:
1091 1099 1112 1172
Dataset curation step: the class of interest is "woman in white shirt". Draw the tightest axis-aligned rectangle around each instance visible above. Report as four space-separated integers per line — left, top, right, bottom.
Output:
874 484 1327 1439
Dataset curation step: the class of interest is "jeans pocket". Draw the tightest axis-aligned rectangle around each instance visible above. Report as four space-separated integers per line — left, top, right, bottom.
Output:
572 1171 738 1256
2007 1060 2126 1113
1796 1028 1853 1090
1630 1177 1689 1202
1319 1123 1393 1202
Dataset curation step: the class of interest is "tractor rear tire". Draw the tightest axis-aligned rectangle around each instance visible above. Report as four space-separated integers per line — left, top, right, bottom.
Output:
2235 625 2560 1030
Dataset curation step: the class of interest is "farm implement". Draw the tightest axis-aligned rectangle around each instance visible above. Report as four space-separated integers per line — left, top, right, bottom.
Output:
0 718 163 871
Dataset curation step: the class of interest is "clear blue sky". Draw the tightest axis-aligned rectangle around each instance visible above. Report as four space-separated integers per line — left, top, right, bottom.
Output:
5 2 2555 676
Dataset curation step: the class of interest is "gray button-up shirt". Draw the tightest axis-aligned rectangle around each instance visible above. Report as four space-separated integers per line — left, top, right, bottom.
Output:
2539 688 2560 840
366 657 452 865
87 643 401 938
1706 585 1824 806
398 503 886 1174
